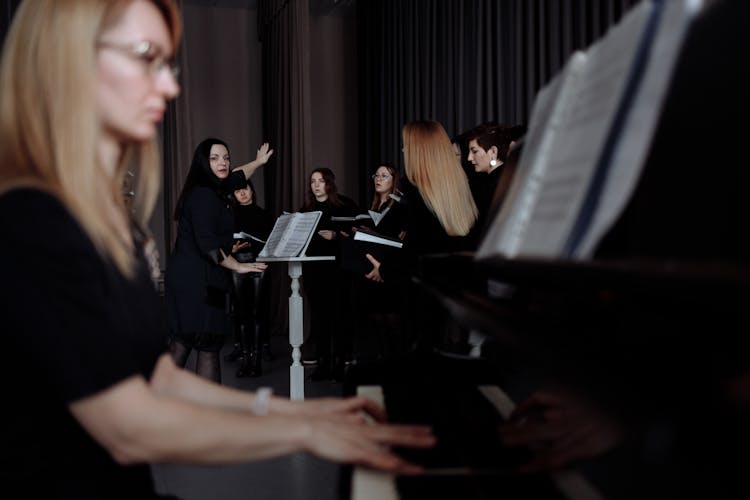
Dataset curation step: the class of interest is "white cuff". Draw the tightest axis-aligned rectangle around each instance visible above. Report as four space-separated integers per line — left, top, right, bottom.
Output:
252 387 273 416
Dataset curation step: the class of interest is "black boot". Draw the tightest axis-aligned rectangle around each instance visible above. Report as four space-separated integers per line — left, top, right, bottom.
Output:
236 350 262 377
224 342 243 362
236 323 262 377
261 342 274 362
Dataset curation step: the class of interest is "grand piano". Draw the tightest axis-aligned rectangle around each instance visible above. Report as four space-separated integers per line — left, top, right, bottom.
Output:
342 1 750 499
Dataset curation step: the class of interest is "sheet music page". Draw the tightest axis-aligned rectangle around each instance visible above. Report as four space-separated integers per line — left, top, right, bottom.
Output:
513 0 654 258
573 0 703 258
258 213 293 258
277 211 321 257
476 53 584 259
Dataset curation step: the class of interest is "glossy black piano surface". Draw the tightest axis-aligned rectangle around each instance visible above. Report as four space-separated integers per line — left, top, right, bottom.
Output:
343 2 750 499
341 359 594 500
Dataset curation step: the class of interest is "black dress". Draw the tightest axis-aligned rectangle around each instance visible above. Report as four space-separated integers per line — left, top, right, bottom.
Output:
0 189 172 499
166 177 240 351
350 197 409 360
471 165 503 235
233 203 274 260
378 181 478 353
230 202 275 374
300 196 361 374
370 197 407 239
380 181 476 282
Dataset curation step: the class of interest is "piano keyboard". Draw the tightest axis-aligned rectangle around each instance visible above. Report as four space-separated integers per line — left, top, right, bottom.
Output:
350 384 605 500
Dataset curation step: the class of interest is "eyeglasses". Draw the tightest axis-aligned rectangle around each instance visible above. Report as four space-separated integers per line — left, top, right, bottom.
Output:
371 174 392 180
97 40 180 79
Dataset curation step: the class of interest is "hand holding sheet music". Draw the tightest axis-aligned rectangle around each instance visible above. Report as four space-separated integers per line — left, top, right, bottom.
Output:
339 227 403 275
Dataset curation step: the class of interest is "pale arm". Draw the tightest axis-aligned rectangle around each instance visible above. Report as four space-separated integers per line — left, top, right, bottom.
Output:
68 355 431 470
149 354 387 422
232 142 274 179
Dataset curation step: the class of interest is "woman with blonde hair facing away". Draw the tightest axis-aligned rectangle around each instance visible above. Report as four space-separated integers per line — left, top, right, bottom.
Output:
360 121 477 357
365 120 478 285
0 1 433 498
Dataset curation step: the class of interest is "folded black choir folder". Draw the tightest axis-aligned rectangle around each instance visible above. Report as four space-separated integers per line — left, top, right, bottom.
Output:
476 0 701 261
339 228 403 275
329 213 374 232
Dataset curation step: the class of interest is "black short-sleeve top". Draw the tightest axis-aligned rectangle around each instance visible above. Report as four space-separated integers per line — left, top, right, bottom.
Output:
0 188 170 498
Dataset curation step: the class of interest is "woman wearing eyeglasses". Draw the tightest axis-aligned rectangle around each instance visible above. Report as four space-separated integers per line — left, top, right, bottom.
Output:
365 121 478 285
369 163 407 240
0 2 434 497
361 121 479 346
350 164 409 361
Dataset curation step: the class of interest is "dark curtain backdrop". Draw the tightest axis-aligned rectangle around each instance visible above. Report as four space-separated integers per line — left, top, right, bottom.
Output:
257 0 315 338
163 0 191 254
257 0 313 216
356 0 639 200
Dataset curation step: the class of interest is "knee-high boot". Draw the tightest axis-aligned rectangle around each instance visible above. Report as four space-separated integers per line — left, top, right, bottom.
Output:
236 323 262 378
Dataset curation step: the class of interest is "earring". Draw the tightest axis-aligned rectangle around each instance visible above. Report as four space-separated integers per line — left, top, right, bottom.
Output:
490 158 498 167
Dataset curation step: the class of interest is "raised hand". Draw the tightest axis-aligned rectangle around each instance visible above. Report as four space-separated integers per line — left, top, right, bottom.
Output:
255 142 274 165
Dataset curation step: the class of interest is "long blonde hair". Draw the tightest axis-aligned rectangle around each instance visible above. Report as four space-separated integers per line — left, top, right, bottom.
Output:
402 120 478 236
0 0 182 278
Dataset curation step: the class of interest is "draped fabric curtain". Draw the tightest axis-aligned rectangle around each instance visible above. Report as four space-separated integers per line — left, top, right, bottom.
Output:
257 0 314 338
162 0 193 253
0 0 20 43
356 0 639 189
257 0 313 216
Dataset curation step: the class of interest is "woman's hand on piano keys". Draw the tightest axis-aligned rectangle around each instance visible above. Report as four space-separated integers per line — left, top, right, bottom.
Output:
274 395 388 423
301 417 435 474
273 395 435 473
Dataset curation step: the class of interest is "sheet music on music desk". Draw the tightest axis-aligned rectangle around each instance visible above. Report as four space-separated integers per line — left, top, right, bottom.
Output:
478 0 704 261
478 1 657 259
519 0 654 258
477 51 585 260
573 0 703 258
258 211 322 258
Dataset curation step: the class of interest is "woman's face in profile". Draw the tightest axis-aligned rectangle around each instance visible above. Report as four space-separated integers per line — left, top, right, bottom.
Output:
234 186 253 205
467 139 492 173
209 144 230 179
95 0 179 144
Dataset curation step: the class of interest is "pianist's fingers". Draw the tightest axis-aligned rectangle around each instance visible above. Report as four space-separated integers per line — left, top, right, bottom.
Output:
365 423 436 448
303 420 434 473
283 396 388 422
